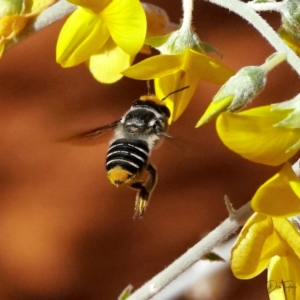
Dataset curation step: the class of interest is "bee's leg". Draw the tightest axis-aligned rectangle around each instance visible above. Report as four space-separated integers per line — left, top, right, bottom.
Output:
130 182 146 219
130 164 157 219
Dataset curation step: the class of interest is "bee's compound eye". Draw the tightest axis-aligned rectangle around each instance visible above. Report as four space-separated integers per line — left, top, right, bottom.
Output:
148 119 159 128
107 166 134 186
153 120 163 131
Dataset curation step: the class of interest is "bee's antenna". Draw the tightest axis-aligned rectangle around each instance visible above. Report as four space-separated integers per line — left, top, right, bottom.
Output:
161 86 189 101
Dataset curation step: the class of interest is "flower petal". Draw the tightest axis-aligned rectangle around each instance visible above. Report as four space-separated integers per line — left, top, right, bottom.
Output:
268 255 300 300
122 54 183 79
0 15 28 39
268 219 300 300
88 38 132 84
0 43 4 57
281 255 300 300
182 48 235 84
28 0 56 15
231 213 283 279
56 8 109 67
67 0 111 13
101 0 146 55
216 106 300 166
268 256 287 300
196 95 234 127
154 71 198 122
273 218 300 258
251 163 300 217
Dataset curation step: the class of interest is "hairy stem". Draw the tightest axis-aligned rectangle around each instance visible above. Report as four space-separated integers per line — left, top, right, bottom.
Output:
127 201 253 300
261 51 287 72
181 0 194 32
247 1 283 12
205 0 300 76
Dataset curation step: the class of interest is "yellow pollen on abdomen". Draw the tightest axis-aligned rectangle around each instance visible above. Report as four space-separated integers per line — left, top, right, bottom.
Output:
107 166 135 186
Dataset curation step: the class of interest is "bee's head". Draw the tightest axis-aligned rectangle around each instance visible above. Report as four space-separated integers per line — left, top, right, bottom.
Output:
124 109 168 136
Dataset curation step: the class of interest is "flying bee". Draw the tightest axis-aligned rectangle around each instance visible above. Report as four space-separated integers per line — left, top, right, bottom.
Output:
76 87 188 219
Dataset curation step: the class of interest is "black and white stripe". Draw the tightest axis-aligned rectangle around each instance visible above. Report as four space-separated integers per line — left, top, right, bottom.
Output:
106 139 149 174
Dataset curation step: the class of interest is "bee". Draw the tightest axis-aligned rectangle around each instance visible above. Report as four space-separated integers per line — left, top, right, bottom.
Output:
77 87 188 219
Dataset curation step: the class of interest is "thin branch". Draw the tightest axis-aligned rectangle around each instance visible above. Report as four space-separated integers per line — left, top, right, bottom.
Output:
181 0 194 32
260 51 287 72
153 237 236 300
205 0 300 77
129 158 300 300
127 201 253 300
5 0 76 51
247 1 283 12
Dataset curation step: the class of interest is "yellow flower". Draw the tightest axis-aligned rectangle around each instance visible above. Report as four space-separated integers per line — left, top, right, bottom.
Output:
251 163 300 217
231 213 300 300
232 163 300 299
56 0 146 84
216 104 300 166
122 47 234 123
0 0 55 56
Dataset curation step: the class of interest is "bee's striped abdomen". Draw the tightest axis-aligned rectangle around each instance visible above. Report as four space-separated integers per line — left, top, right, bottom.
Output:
106 139 149 186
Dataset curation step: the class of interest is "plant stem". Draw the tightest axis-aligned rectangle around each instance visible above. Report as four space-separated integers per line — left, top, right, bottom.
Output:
127 157 300 300
261 51 287 72
247 1 283 12
205 0 300 76
127 201 253 300
181 0 194 32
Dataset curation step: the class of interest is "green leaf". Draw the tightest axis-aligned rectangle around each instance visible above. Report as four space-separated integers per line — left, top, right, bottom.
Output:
118 284 133 300
145 33 170 47
202 252 225 262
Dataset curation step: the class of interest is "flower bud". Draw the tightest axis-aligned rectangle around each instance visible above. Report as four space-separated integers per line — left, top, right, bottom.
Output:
0 0 24 16
197 66 266 127
146 24 220 56
281 0 300 41
161 28 204 54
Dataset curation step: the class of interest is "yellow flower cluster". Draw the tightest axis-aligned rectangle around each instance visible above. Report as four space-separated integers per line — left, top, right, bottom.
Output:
55 0 234 123
0 0 55 56
188 7 300 297
203 53 300 300
189 2 300 296
232 163 300 300
56 0 146 84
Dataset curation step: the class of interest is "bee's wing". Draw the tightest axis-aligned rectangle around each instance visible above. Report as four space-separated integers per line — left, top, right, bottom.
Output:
76 119 121 140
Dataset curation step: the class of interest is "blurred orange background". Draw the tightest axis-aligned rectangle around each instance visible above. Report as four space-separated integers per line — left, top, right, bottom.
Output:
0 1 299 299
